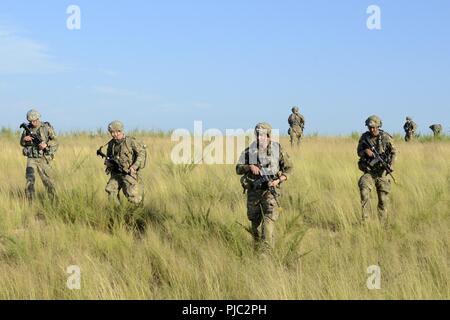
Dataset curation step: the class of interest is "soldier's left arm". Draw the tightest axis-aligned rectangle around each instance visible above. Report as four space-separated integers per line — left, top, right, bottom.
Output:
386 135 397 166
277 147 293 180
46 124 59 153
131 138 146 170
300 115 305 125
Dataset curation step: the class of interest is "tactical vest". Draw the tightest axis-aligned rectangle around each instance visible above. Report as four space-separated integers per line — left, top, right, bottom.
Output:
240 142 281 191
22 122 56 159
289 114 304 127
358 131 392 174
108 136 147 172
404 122 416 132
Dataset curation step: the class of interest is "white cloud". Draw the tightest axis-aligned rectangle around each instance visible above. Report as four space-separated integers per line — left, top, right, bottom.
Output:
0 26 66 74
93 85 159 102
192 102 211 110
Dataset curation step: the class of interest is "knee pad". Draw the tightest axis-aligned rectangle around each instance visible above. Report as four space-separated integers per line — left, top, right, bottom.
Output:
26 167 36 182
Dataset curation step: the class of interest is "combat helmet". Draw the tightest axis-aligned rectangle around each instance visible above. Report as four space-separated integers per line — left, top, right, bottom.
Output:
108 120 124 132
292 106 299 113
26 109 41 122
365 115 382 128
255 122 272 138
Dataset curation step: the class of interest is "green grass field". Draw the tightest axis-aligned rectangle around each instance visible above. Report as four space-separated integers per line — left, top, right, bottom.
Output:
0 132 449 299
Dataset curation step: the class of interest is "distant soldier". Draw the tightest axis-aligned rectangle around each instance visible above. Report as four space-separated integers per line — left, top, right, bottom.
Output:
20 109 58 200
429 124 443 137
236 123 292 250
403 117 417 142
357 116 397 223
288 107 305 147
98 121 147 205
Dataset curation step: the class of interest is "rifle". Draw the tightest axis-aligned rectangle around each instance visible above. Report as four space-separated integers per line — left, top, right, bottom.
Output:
364 137 397 184
253 167 281 202
96 145 136 179
20 123 45 150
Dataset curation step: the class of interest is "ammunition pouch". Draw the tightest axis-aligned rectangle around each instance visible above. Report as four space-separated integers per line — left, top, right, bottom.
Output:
23 146 42 158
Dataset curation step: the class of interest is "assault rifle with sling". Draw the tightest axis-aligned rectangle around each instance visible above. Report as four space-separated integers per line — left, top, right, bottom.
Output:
96 146 134 178
20 123 46 150
363 137 397 184
253 167 280 200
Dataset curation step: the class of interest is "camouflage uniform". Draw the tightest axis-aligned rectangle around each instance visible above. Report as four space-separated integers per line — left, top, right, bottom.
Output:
429 124 443 137
357 116 397 222
104 123 147 205
236 124 292 249
20 110 58 200
288 107 305 146
403 117 417 142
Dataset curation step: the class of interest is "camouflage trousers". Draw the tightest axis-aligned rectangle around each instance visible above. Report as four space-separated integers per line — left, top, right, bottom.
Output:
25 157 56 200
290 126 303 146
405 132 414 142
358 172 392 221
105 172 144 205
246 189 280 250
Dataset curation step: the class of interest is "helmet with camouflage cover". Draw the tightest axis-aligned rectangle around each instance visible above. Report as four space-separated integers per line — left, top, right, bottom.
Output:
292 106 299 113
255 122 272 138
108 120 124 132
26 109 41 122
365 115 382 128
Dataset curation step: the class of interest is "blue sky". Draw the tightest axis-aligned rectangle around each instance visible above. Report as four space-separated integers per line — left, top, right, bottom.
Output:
0 0 449 135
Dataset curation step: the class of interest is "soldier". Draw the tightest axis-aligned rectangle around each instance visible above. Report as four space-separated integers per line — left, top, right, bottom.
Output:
429 124 443 137
20 109 58 200
100 121 147 205
403 117 417 142
357 116 397 223
236 123 292 250
288 107 305 147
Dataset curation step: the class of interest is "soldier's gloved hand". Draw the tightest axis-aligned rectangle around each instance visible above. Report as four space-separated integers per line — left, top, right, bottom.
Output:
129 165 137 176
364 149 374 158
269 179 281 188
39 143 48 150
249 165 261 176
24 136 33 142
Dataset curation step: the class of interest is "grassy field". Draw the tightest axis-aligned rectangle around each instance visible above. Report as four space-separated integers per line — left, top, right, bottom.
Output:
0 131 449 299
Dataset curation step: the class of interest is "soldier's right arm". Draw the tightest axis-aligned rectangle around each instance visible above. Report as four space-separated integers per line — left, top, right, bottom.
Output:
357 135 367 158
236 150 250 175
106 141 113 157
20 130 31 147
288 115 293 126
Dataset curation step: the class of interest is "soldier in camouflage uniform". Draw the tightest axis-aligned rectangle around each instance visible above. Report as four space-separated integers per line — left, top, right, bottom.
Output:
357 116 397 222
288 107 305 147
429 124 443 137
20 109 59 200
403 117 417 142
101 121 147 205
236 123 293 250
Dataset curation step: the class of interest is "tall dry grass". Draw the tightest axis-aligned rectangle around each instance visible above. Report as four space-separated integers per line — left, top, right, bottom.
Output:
0 132 448 299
